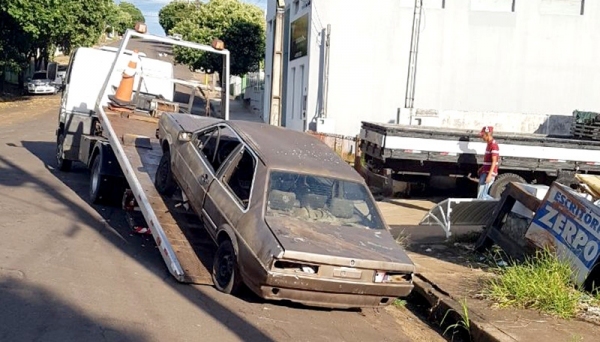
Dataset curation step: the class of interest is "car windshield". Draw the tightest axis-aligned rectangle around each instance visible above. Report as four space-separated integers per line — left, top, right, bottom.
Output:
266 171 386 230
32 72 47 80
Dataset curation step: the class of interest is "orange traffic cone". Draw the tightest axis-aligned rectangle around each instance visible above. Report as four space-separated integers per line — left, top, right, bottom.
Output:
109 50 140 108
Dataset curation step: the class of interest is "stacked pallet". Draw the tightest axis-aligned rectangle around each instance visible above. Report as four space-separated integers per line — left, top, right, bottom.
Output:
571 110 600 140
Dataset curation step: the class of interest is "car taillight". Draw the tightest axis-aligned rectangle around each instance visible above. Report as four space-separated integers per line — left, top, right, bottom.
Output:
374 271 412 283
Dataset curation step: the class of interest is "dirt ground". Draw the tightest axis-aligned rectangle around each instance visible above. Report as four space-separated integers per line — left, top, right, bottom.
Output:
0 95 60 127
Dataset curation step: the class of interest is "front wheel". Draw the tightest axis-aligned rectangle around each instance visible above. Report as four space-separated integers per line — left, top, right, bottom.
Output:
56 132 72 172
155 151 177 196
212 239 243 295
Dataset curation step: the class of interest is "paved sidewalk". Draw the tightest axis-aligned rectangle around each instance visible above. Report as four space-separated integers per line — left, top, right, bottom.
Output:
378 198 600 342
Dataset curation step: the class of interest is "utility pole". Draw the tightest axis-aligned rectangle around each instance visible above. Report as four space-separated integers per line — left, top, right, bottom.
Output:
269 0 286 126
404 0 423 109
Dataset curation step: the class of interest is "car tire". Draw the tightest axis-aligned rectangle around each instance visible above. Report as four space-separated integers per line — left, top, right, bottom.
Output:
489 173 527 199
56 132 72 172
212 239 243 295
155 151 177 196
89 154 108 204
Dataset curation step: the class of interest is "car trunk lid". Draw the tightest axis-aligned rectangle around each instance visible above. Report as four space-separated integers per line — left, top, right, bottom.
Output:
265 216 415 273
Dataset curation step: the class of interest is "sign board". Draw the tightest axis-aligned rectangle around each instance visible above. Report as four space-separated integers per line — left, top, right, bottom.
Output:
525 183 600 286
290 14 309 61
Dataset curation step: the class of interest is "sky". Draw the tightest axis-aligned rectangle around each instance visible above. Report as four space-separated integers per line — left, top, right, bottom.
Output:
117 0 268 36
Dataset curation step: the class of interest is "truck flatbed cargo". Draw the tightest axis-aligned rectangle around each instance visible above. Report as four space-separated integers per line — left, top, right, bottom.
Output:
360 121 600 198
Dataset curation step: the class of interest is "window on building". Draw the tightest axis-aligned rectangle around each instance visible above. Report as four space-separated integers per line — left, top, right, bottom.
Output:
470 0 516 13
540 0 585 16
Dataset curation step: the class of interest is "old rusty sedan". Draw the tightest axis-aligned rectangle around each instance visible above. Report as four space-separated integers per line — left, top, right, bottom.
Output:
155 114 415 308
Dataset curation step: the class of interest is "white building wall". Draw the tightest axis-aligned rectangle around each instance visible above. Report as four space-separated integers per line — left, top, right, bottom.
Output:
265 0 600 137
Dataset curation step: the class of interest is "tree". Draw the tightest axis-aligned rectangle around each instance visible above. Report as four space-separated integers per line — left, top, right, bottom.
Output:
158 1 202 35
0 0 113 89
171 0 265 76
119 2 145 24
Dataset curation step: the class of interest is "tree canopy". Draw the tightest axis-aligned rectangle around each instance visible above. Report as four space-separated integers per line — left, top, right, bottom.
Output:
166 0 266 76
108 2 146 35
158 1 202 35
0 0 144 83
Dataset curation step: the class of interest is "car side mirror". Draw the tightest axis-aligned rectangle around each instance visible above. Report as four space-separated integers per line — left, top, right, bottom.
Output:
178 131 192 142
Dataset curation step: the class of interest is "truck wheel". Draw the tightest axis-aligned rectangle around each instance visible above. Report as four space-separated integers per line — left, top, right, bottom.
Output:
56 132 72 172
155 151 176 196
212 239 243 295
89 154 108 204
489 173 527 199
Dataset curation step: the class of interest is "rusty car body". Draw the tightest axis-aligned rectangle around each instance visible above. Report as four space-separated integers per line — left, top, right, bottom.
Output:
155 113 415 308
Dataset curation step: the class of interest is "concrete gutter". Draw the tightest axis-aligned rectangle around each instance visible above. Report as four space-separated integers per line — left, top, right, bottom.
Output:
412 274 517 342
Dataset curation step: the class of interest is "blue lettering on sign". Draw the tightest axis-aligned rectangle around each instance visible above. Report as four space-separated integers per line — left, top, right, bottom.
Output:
532 204 600 269
553 191 600 235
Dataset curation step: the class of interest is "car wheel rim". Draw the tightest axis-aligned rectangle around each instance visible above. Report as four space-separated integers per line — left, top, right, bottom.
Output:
158 161 169 186
217 249 234 287
91 161 100 196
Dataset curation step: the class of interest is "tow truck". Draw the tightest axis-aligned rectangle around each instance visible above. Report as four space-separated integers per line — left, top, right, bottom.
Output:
55 28 231 284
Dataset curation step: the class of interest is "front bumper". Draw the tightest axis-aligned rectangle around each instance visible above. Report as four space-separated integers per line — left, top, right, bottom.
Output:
28 85 55 94
255 271 413 309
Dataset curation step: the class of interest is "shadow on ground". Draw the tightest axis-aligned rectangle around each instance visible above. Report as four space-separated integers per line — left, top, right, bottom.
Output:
0 277 148 341
8 142 277 342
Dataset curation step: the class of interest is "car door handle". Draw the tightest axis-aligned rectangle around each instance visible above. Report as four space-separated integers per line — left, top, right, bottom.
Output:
200 174 208 184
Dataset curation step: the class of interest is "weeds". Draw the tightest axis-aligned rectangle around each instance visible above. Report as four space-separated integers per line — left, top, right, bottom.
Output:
395 228 410 248
484 249 580 319
441 298 471 341
393 298 407 309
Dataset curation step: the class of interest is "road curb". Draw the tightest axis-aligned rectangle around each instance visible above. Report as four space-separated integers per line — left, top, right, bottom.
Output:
412 274 517 342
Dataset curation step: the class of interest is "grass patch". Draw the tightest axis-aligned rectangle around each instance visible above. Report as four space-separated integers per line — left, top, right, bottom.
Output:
393 298 407 309
484 249 580 319
441 298 471 341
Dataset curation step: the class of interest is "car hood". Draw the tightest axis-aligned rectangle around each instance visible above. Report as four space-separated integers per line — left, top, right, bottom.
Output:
265 216 414 272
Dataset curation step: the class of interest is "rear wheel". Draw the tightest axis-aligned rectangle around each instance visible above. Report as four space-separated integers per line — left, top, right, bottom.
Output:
155 151 176 196
56 132 72 172
89 154 108 204
489 173 527 199
212 239 243 295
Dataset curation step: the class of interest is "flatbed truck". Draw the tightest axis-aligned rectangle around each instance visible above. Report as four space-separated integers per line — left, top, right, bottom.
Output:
56 29 231 284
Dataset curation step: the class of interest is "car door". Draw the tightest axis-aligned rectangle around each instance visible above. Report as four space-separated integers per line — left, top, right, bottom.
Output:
175 127 219 213
203 145 258 232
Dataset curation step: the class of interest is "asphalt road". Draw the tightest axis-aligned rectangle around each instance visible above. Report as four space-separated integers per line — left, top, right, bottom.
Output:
0 39 425 342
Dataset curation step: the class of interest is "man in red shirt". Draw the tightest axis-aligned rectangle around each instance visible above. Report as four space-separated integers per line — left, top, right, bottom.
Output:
477 126 500 199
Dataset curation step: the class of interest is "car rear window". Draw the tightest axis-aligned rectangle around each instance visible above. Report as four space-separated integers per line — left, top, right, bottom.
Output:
266 171 386 230
32 72 47 80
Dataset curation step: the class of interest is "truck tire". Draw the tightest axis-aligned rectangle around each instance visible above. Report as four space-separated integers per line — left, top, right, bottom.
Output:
212 239 243 295
489 173 527 199
155 151 177 196
89 154 109 205
56 132 72 172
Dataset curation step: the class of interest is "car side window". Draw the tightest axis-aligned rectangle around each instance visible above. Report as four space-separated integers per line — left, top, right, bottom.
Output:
196 128 218 164
193 125 242 174
222 148 256 209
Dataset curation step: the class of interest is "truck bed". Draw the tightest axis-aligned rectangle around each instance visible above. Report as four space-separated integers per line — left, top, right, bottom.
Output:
102 108 214 284
362 121 600 150
360 121 600 173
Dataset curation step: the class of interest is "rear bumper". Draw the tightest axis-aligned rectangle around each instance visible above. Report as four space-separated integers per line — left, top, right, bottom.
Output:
253 272 413 309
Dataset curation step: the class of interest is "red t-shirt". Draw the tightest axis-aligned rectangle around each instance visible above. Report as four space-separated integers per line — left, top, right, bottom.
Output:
482 140 499 176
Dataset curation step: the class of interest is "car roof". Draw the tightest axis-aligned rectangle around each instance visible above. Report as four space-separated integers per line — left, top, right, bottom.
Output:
227 120 363 182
